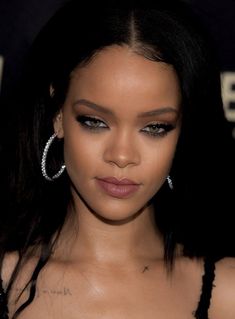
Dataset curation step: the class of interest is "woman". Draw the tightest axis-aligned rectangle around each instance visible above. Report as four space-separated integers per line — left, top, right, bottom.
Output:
0 0 235 318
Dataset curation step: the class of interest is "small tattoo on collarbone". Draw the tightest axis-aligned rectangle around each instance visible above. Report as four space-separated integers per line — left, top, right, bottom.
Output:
15 286 72 298
142 265 150 273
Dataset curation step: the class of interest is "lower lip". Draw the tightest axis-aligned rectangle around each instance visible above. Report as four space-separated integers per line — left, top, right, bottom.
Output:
96 179 140 198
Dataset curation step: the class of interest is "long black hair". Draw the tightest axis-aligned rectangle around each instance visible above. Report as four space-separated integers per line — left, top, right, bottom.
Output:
1 0 235 317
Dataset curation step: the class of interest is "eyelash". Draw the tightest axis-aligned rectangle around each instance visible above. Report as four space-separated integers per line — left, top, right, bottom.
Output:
76 115 175 138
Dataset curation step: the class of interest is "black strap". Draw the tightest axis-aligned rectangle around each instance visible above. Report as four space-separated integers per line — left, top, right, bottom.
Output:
193 257 216 319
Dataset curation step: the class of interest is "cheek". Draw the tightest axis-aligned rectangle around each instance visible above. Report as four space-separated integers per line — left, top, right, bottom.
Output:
64 138 93 169
143 137 179 184
62 129 105 183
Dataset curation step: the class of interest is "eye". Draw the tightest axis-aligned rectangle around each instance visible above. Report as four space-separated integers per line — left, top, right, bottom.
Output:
141 123 175 137
76 115 108 130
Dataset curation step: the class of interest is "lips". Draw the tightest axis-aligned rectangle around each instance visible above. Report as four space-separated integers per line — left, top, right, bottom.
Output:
97 176 139 185
95 177 140 198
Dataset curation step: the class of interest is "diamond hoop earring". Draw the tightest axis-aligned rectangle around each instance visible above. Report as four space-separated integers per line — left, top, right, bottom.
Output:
41 133 66 181
167 175 173 190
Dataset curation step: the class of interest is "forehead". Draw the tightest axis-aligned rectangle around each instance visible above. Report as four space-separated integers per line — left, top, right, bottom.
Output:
66 45 181 114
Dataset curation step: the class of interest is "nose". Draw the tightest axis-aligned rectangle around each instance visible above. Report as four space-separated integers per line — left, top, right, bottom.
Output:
103 130 141 168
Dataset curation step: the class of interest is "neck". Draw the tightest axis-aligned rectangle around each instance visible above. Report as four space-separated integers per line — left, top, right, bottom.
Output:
53 196 165 266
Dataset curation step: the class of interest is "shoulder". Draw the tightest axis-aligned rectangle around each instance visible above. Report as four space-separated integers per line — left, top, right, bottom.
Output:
1 251 19 289
1 250 39 290
209 257 235 319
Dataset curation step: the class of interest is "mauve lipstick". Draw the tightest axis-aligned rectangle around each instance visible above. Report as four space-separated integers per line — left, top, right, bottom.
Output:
95 176 140 198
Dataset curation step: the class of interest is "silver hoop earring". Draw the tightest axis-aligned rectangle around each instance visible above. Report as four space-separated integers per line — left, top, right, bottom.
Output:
41 133 66 181
167 175 173 190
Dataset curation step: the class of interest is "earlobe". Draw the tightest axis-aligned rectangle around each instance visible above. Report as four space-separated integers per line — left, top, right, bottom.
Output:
53 111 64 138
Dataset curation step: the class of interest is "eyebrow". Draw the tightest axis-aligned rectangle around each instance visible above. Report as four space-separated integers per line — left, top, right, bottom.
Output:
73 99 179 117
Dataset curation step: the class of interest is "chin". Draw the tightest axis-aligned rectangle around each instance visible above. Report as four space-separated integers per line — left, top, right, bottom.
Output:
89 199 148 224
71 182 151 223
92 210 143 225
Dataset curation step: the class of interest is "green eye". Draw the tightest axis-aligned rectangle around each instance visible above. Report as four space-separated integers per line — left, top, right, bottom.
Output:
76 115 107 130
142 123 174 137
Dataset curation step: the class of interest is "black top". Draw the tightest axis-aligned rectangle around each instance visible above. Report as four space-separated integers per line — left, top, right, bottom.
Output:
0 257 216 319
193 258 216 319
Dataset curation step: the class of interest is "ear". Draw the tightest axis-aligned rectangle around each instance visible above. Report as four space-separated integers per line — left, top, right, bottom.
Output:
53 111 64 138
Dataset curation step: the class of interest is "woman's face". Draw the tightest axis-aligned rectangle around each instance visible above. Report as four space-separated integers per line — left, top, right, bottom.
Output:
54 45 181 222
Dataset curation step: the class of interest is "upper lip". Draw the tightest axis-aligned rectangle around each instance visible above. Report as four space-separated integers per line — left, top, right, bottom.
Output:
97 176 140 185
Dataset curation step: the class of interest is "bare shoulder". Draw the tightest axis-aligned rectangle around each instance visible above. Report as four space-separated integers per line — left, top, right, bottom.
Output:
1 251 19 288
209 257 235 319
2 250 39 289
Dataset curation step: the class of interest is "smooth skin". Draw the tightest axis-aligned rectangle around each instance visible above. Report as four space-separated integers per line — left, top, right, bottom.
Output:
3 45 235 319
